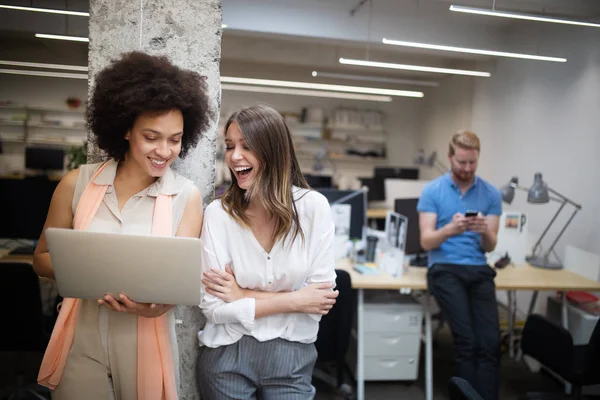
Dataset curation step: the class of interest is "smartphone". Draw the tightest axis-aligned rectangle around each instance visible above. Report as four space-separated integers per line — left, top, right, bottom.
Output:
465 210 478 218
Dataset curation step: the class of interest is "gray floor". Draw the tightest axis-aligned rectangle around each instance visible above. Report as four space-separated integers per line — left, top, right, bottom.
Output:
314 326 567 400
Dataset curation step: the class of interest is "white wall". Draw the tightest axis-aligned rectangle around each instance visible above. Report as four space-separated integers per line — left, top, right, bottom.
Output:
0 75 88 109
418 75 476 180
418 24 600 314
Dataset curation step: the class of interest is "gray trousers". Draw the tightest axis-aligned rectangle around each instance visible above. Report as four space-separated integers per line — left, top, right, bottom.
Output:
196 335 317 400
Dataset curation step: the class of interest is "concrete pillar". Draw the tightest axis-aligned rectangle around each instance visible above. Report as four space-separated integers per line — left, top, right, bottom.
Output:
88 1 221 398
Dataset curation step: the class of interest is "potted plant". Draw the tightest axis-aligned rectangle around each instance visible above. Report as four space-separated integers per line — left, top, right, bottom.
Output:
66 142 87 171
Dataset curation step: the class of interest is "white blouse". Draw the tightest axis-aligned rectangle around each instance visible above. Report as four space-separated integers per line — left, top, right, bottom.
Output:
197 187 336 348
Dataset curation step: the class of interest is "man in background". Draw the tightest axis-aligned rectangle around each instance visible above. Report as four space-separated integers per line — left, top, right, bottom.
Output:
417 131 502 400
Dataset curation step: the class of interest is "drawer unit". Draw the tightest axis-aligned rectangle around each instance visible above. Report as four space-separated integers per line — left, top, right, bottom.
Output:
363 332 421 356
349 291 423 381
363 305 422 334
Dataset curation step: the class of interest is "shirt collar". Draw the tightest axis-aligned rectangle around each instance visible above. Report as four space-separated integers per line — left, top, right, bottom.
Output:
445 172 480 191
93 158 182 197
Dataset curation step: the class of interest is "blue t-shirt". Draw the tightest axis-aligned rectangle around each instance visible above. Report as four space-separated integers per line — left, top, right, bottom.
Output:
417 173 502 267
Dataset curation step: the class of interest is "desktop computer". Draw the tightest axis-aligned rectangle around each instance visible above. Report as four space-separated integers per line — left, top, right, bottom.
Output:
317 188 367 241
25 146 65 173
394 198 428 267
0 178 57 254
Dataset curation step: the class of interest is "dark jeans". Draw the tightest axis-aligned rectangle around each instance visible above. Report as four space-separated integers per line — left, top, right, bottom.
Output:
427 263 500 400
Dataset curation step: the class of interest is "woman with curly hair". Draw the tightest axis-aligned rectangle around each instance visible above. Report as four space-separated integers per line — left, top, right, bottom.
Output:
33 51 210 400
196 105 338 399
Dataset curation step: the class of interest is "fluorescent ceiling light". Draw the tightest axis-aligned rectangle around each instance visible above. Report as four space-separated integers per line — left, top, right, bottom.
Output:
312 71 439 87
382 38 566 63
0 4 88 16
221 76 423 98
35 33 89 42
222 84 392 102
0 68 87 80
339 58 491 77
0 60 88 71
449 5 600 28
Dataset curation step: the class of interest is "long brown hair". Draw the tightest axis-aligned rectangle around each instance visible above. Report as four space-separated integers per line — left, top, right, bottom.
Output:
221 104 310 245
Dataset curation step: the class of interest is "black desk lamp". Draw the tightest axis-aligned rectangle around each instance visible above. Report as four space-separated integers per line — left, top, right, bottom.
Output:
500 173 582 270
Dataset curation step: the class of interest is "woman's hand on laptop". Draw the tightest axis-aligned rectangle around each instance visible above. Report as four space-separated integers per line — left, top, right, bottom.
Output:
98 294 174 318
202 265 245 303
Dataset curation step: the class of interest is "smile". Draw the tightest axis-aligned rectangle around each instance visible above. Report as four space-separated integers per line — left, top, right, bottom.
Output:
150 158 168 167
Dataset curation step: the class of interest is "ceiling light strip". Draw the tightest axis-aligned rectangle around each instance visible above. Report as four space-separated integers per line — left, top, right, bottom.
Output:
0 4 89 16
312 71 439 87
221 76 423 97
222 84 393 102
382 38 566 62
0 68 88 80
449 5 600 28
339 58 491 77
0 60 88 71
35 33 89 42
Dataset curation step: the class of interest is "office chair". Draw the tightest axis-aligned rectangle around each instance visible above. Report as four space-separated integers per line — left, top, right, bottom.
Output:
448 377 485 400
313 269 357 400
520 314 600 399
0 262 51 400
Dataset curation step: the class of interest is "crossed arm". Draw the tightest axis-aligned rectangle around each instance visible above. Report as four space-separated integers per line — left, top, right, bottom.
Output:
199 208 338 327
203 266 338 318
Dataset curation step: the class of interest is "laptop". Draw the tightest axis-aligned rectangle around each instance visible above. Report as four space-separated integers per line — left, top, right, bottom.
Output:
45 228 203 306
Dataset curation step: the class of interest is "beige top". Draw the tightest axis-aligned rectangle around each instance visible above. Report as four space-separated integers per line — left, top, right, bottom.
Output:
53 159 196 400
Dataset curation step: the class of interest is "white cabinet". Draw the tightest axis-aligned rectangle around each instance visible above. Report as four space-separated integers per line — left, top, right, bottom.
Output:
349 291 423 381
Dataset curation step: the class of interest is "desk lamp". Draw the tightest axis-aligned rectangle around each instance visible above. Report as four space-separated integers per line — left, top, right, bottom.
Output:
414 149 448 174
500 173 582 270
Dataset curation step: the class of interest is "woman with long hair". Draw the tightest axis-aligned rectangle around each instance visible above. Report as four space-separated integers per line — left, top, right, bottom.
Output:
197 104 338 399
33 51 210 399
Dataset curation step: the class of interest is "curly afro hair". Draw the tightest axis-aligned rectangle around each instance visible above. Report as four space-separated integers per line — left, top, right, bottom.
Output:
87 51 212 161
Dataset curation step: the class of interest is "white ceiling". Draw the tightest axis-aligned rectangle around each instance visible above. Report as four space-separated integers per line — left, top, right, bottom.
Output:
1 0 599 87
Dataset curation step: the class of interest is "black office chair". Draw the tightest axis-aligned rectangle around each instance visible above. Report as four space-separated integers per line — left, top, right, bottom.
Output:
520 313 600 399
448 377 485 400
313 269 357 399
0 262 51 400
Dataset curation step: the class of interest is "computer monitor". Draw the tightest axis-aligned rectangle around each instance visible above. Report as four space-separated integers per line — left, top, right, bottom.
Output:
359 177 384 202
369 167 419 201
0 178 57 241
317 188 367 241
394 198 423 256
304 174 333 189
25 146 65 172
374 167 419 181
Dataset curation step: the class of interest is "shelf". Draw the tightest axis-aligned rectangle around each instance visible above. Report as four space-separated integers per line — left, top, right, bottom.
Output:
330 125 385 134
27 122 86 131
29 106 85 114
0 105 25 111
29 138 85 146
0 135 25 143
286 122 322 129
0 105 85 114
293 136 385 147
0 121 25 127
297 154 387 164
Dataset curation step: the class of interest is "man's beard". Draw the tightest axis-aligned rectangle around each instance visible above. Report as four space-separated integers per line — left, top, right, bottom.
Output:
452 168 474 183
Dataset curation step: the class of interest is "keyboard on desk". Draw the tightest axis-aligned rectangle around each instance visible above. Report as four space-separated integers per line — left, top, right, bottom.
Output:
10 245 35 255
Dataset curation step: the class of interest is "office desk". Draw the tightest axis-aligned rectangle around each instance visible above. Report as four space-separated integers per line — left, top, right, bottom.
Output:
0 253 35 264
335 259 600 400
366 208 390 219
